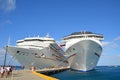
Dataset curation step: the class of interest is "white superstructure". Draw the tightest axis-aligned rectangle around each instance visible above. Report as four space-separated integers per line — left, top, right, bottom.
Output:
62 31 104 71
6 35 68 69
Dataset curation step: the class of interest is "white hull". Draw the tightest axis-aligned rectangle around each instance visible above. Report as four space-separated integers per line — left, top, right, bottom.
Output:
7 45 68 69
66 39 102 71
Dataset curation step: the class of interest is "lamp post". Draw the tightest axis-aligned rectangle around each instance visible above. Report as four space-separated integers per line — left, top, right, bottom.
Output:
4 45 8 67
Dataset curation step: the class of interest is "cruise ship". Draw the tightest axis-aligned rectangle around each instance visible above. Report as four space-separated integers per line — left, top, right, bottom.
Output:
6 35 68 69
62 31 104 71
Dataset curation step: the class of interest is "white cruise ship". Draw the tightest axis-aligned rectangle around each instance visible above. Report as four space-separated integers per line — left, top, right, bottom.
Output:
62 31 104 71
6 35 68 69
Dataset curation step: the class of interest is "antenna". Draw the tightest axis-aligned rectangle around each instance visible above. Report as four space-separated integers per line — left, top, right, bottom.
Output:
46 33 50 38
8 36 10 46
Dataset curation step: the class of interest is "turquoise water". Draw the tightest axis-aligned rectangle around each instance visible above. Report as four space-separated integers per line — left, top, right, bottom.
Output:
50 66 120 80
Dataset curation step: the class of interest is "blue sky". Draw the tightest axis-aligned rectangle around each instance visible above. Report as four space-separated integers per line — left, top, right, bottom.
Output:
0 0 120 66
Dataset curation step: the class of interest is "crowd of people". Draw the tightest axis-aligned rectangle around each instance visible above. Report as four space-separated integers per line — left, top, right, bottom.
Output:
0 66 12 78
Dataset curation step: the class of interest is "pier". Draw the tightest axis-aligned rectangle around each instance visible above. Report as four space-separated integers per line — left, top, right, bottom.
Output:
0 66 70 80
36 66 70 75
0 70 58 80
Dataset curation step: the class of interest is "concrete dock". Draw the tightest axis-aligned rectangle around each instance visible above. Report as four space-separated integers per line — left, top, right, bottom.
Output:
0 66 69 80
0 70 58 80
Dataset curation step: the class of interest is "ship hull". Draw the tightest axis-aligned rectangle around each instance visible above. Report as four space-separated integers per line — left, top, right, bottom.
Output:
66 39 102 71
7 46 68 69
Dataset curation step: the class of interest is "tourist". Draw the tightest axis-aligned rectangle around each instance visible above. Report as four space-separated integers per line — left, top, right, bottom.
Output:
3 66 8 78
0 66 4 78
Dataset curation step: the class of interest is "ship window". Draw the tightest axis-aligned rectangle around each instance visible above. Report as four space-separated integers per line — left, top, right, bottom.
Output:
73 48 75 50
35 53 38 55
17 51 20 53
41 54 45 57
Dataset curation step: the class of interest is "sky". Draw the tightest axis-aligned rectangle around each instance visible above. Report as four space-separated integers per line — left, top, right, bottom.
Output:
0 0 120 66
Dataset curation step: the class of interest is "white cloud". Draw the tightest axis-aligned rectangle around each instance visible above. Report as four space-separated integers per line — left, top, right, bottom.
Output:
0 0 16 12
102 41 110 47
98 36 120 66
114 36 120 41
98 53 120 66
111 43 119 48
102 36 120 48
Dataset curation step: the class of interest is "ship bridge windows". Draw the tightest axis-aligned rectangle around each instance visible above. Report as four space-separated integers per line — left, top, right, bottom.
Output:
71 31 93 35
24 39 43 42
64 36 85 40
87 35 103 38
63 35 103 41
23 39 54 43
17 41 24 43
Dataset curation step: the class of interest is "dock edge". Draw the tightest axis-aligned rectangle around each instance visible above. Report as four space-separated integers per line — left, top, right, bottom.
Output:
32 71 59 80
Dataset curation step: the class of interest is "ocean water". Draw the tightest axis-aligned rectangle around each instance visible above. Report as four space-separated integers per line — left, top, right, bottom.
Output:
50 66 120 80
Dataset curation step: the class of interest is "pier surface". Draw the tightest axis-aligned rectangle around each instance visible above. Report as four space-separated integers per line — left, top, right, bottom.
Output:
0 66 69 80
0 70 58 80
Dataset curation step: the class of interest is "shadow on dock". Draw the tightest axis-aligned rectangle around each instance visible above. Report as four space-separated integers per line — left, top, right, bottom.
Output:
36 66 70 75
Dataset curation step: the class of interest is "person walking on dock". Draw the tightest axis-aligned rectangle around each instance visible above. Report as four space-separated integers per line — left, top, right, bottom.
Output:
0 66 4 78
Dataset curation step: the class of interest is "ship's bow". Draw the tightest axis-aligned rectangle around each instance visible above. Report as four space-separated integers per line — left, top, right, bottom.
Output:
66 39 102 71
